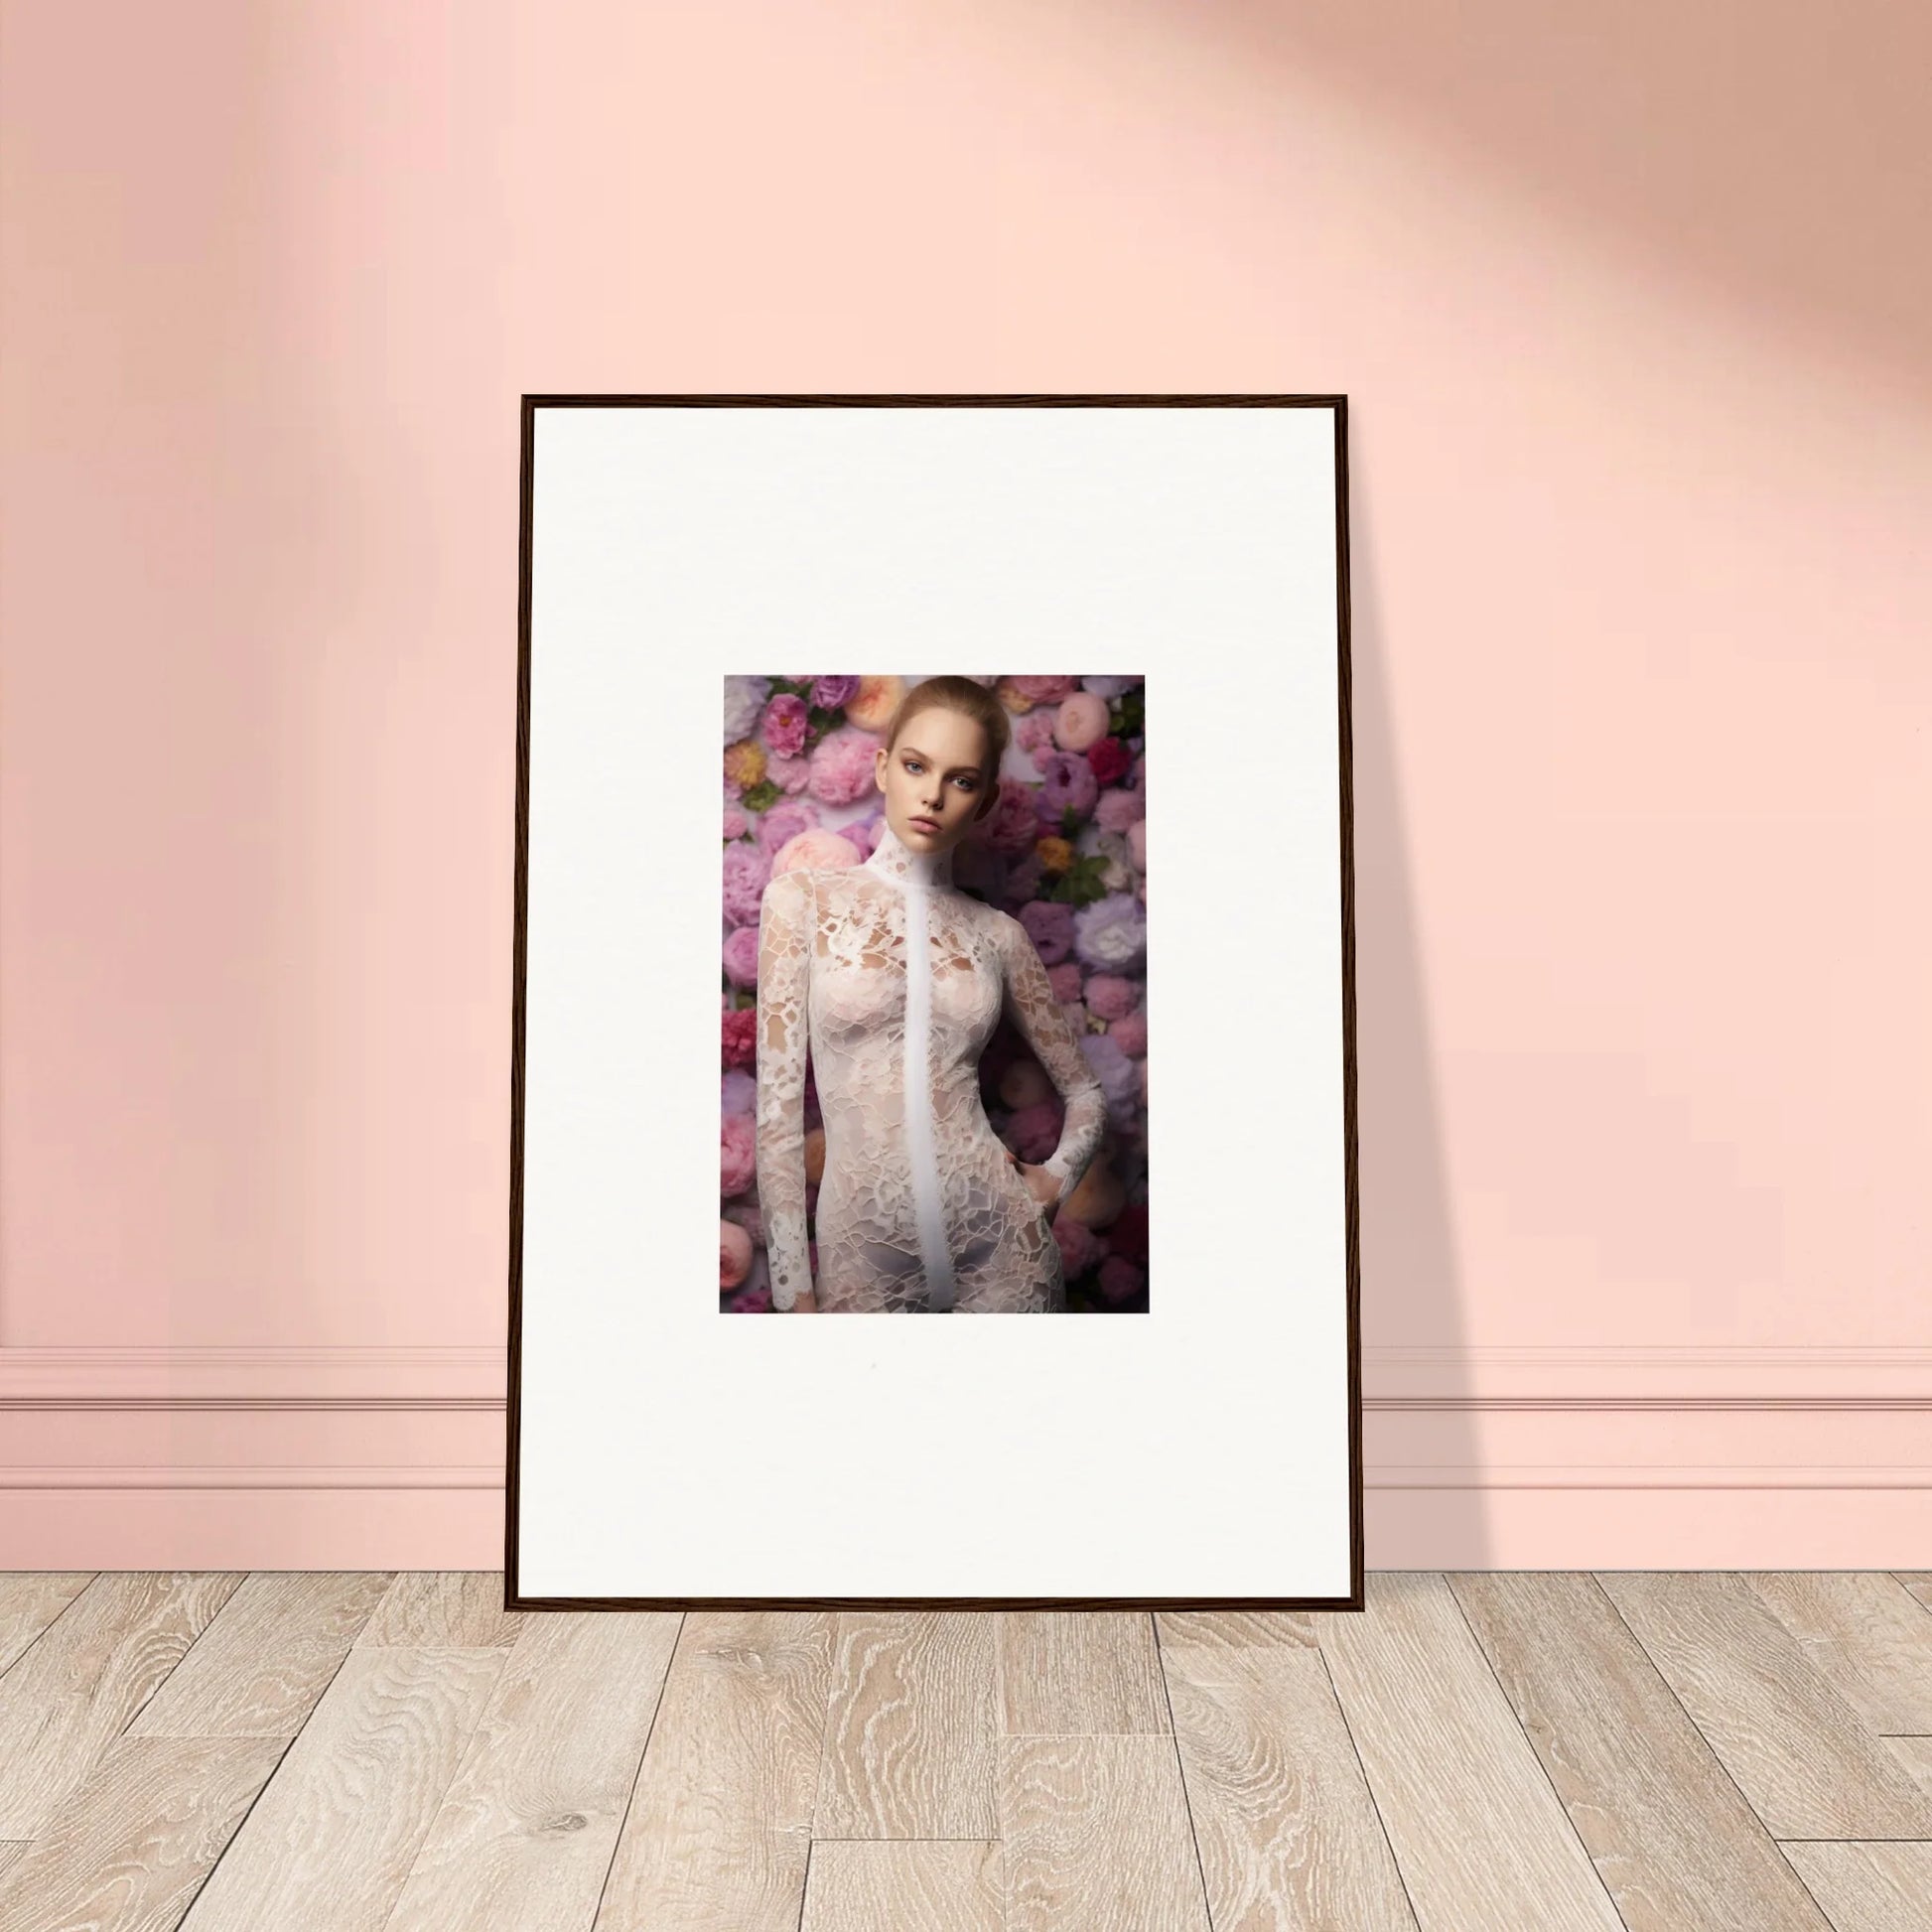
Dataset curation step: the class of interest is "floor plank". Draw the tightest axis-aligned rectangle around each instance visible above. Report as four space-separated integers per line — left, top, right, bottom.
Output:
1779 1841 1932 1930
0 1574 95 1677
1156 1609 1317 1650
1312 1573 1625 1930
813 1610 1000 1838
1891 1574 1932 1616
1450 1572 1833 1930
383 1609 680 1932
1598 1572 1932 1839
357 1572 523 1648
0 1572 243 1838
1000 1731 1212 1930
129 1572 393 1738
1747 1572 1932 1736
1159 1632 1418 1929
594 1610 830 1931
799 1839 1004 1931
175 1645 505 1931
0 1733 285 1932
1000 1610 1169 1735
1879 1733 1932 1794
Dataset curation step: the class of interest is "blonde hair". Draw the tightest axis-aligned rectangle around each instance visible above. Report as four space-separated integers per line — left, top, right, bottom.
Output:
883 676 1011 791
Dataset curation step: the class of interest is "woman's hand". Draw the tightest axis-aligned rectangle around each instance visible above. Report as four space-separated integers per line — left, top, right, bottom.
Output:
789 1290 820 1312
1008 1152 1059 1214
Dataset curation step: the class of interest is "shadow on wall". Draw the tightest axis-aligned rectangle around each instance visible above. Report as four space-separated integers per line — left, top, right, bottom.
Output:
1133 0 1932 402
1345 440 1490 1566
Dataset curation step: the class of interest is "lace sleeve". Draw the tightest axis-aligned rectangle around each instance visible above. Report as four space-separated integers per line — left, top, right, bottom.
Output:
997 912 1107 1214
754 867 815 1310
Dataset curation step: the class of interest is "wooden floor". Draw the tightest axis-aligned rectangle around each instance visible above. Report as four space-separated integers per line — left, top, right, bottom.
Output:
0 1572 1927 1928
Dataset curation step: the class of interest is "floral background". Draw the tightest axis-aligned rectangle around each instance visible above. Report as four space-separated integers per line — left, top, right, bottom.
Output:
720 674 1149 1313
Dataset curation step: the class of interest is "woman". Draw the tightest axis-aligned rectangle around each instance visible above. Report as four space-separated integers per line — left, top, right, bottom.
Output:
754 676 1107 1312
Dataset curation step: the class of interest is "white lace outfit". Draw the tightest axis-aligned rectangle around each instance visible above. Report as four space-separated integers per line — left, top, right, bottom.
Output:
754 819 1107 1312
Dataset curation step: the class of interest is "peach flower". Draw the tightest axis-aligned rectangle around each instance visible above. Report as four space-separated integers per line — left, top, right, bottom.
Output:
771 827 864 876
720 1219 754 1288
1035 835 1073 875
844 676 903 733
1053 691 1110 752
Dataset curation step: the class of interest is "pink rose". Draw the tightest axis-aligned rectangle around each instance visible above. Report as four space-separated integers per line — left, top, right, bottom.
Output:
1014 713 1057 760
760 693 809 759
1084 973 1138 1022
809 725 882 805
720 1114 757 1195
722 924 760 988
1096 1255 1146 1306
765 753 812 794
1096 787 1145 832
1109 1011 1147 1057
1045 961 1083 1005
981 782 1041 855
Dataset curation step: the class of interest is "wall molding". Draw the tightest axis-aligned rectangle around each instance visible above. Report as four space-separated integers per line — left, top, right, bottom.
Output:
0 1346 504 1410
0 1463 503 1489
1363 1345 1932 1410
3 1344 1927 1413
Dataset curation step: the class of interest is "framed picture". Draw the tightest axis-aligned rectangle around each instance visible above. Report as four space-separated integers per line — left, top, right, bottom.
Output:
508 394 1359 1608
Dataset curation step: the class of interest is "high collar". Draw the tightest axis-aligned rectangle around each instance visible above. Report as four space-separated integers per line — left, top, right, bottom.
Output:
863 815 957 891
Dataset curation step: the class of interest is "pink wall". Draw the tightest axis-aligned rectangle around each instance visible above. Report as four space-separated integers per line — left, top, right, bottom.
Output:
3 0 1927 1567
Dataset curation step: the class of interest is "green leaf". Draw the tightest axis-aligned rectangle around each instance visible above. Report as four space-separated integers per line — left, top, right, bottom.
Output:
739 779 780 814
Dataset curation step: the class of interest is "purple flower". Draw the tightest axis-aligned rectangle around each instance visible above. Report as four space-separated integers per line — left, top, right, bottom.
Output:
722 843 774 926
721 1068 758 1117
1035 751 1098 824
760 692 810 759
1072 892 1146 973
756 798 821 856
812 675 860 709
722 923 760 987
1019 899 1076 966
723 675 771 743
1078 1031 1140 1125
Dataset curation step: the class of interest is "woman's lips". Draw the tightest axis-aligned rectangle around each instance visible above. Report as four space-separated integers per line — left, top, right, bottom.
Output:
909 815 940 833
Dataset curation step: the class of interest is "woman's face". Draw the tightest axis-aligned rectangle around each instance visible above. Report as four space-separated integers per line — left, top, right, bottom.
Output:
874 707 997 857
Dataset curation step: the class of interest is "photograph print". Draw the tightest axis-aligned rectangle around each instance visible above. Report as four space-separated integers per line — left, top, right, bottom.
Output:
510 395 1356 1606
723 672 1149 1316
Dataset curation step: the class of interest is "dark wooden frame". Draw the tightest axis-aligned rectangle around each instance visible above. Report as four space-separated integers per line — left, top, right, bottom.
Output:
504 393 1360 1613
